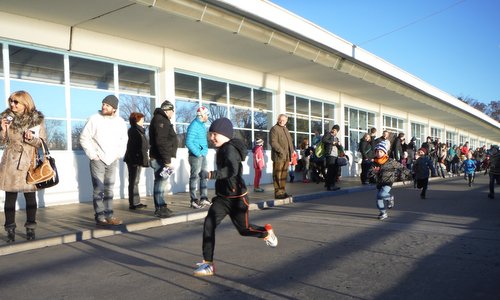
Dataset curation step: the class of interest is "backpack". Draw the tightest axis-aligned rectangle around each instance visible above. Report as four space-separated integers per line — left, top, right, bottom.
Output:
315 141 324 158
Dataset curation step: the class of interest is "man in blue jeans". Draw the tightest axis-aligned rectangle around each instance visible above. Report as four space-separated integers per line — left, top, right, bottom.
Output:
80 95 128 226
186 106 210 209
149 100 178 218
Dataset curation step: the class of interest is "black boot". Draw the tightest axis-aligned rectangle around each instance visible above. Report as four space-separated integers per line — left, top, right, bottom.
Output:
6 227 15 243
26 228 35 240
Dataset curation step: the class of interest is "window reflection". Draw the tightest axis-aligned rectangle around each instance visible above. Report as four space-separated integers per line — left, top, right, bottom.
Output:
70 56 114 90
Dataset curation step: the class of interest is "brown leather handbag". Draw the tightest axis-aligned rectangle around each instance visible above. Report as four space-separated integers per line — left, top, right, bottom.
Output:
26 139 58 188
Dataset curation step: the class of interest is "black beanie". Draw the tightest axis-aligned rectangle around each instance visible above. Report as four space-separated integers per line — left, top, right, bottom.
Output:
209 117 233 139
102 95 119 109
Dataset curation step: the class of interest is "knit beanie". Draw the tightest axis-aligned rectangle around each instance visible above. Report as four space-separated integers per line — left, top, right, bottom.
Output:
255 138 264 146
209 117 233 139
102 95 119 109
160 100 174 111
375 141 389 154
418 147 428 155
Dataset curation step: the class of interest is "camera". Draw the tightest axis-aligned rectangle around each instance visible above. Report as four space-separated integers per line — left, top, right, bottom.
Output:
5 115 13 124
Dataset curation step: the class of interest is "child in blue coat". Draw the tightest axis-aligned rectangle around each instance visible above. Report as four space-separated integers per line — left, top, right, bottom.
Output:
461 152 477 187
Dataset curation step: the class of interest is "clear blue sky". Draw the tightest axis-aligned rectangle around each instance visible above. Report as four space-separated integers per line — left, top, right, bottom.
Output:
271 0 500 104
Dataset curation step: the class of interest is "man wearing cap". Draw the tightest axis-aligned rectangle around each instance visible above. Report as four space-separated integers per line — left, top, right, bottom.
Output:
186 106 210 209
269 114 294 199
80 95 128 226
149 100 178 218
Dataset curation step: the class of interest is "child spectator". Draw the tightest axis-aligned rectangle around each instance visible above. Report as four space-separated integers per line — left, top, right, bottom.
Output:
369 141 410 220
461 152 477 187
413 147 436 199
252 138 265 192
193 118 277 277
289 150 298 183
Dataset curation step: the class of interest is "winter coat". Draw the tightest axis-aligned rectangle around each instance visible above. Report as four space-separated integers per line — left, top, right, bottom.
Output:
269 123 294 162
80 112 128 165
413 155 436 180
359 138 373 160
124 124 149 167
149 108 178 165
185 117 208 157
0 108 46 192
252 144 265 170
390 138 404 161
461 159 476 175
369 157 410 189
489 152 500 176
211 138 248 197
322 133 339 158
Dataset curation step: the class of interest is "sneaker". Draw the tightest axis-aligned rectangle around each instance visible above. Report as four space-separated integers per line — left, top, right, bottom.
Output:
386 196 395 209
154 206 173 218
193 261 214 277
190 200 202 209
200 198 212 207
105 217 123 226
254 187 265 192
263 224 278 247
378 212 388 220
96 218 109 226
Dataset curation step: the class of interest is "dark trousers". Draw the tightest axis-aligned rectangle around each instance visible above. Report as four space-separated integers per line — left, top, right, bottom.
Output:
202 195 267 262
489 174 500 196
325 156 339 188
273 160 289 196
4 192 37 228
416 178 429 197
360 160 372 184
126 163 142 207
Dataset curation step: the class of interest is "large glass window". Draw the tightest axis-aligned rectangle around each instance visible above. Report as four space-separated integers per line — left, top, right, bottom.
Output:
446 131 457 147
285 94 335 148
344 107 376 151
411 122 425 148
175 72 273 149
431 127 443 143
1 43 156 150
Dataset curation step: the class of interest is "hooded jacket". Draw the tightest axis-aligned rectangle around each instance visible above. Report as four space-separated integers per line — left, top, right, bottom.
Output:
0 108 46 192
149 108 178 165
211 138 248 197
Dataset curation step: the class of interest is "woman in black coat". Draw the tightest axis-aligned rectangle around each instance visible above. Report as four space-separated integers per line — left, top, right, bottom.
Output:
124 112 149 210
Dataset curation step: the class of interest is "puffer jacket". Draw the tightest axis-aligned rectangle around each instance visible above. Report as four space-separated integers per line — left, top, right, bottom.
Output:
185 117 208 157
149 108 178 165
211 138 248 198
0 108 46 192
369 157 410 189
413 155 436 179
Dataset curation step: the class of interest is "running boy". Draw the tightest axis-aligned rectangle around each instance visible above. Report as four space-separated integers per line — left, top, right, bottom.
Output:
193 118 278 277
369 141 411 220
413 147 436 199
461 152 477 187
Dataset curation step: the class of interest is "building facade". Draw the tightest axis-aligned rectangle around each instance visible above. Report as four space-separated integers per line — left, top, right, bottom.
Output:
0 0 498 208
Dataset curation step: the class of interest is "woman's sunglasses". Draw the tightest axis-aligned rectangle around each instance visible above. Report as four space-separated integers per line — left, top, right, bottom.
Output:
9 99 20 105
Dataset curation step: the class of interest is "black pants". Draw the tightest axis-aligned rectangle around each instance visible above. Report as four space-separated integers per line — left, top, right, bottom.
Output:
489 174 500 196
325 156 339 188
126 163 142 207
202 195 267 262
4 191 37 228
360 160 372 184
416 178 429 197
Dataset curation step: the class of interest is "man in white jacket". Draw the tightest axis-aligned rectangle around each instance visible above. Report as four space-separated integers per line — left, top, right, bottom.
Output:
80 95 128 226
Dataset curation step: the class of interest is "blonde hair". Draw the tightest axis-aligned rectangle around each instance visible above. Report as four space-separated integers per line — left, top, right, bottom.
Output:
8 90 36 114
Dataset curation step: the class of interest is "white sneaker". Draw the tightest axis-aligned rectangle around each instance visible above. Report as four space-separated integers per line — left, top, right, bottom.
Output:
386 196 395 209
264 224 278 247
200 198 212 207
193 261 214 276
378 212 388 220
